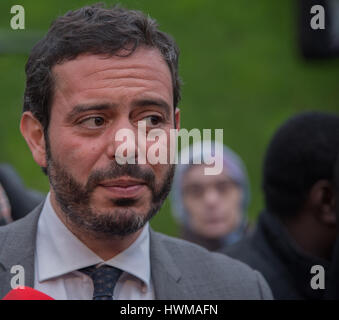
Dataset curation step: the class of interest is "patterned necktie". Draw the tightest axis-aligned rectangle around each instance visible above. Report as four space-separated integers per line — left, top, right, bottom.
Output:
79 265 123 300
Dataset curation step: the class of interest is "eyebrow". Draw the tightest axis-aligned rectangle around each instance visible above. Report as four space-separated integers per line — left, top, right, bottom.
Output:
66 98 172 122
66 103 116 122
131 98 171 117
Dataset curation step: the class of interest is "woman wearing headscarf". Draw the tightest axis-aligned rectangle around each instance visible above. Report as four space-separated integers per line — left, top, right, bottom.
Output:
170 141 251 252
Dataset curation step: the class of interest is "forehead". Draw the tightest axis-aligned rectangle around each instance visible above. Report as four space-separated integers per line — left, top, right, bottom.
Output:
184 165 230 184
52 47 173 105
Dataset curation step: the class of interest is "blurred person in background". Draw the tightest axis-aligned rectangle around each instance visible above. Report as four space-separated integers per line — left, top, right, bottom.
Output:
324 152 339 299
0 163 44 226
0 182 11 225
171 141 250 251
224 112 339 299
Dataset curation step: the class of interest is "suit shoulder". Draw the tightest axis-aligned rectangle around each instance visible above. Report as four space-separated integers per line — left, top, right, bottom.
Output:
0 205 42 246
0 216 25 237
0 211 34 232
152 231 273 299
0 223 11 243
155 231 255 272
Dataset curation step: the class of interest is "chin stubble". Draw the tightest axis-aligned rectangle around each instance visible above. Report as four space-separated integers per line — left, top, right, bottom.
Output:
45 144 175 238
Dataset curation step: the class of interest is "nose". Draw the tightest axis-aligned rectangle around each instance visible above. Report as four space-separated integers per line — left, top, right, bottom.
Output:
203 187 219 208
105 116 138 164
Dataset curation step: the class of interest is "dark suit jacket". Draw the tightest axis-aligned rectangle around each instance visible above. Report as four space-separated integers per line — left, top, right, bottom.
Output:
0 204 273 299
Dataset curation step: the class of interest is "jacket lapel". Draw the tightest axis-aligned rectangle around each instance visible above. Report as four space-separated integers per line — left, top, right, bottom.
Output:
149 229 191 299
0 203 43 298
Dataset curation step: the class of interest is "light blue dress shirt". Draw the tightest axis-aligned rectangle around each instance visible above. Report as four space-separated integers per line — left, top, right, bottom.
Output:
34 193 154 300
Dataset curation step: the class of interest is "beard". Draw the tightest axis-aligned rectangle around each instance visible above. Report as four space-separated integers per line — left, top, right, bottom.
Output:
45 144 175 238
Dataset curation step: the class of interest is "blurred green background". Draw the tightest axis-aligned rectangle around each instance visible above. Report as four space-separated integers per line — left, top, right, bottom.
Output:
0 0 338 236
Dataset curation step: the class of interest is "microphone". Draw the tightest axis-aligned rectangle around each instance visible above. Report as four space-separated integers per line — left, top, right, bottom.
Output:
2 286 54 300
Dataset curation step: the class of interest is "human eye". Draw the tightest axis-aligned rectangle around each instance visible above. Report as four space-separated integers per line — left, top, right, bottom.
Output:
143 115 164 128
216 180 234 194
183 185 205 198
78 116 106 129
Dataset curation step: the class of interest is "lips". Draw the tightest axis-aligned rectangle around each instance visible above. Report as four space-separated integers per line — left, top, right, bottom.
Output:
99 177 147 198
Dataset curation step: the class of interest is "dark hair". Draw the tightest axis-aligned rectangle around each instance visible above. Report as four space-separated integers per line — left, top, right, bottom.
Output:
263 111 339 219
23 3 181 133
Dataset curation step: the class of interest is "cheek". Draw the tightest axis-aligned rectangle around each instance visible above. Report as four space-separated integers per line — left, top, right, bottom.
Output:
223 188 242 208
50 132 105 179
145 128 172 163
144 129 175 180
221 190 243 221
183 197 203 219
151 163 172 188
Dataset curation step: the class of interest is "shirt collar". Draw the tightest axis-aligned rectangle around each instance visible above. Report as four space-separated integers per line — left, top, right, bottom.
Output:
36 193 151 289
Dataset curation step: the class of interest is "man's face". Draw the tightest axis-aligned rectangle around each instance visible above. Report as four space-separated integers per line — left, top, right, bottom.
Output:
182 165 243 239
44 47 179 237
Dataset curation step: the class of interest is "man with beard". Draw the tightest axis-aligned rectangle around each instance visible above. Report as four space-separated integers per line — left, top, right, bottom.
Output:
0 4 272 300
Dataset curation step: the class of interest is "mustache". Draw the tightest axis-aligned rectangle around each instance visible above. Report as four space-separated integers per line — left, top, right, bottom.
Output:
86 163 156 192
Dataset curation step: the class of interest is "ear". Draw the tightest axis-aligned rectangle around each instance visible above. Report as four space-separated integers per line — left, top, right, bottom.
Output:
20 112 47 169
309 180 337 226
174 107 180 131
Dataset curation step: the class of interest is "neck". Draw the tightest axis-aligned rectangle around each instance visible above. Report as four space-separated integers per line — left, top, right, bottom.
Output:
50 193 142 261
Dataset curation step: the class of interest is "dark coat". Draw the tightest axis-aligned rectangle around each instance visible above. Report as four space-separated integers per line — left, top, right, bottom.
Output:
222 210 330 300
324 238 339 299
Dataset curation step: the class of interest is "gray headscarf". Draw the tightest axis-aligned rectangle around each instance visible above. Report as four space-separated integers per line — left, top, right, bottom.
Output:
170 140 251 246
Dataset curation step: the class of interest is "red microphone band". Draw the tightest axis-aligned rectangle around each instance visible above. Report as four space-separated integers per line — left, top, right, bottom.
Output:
2 287 54 300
